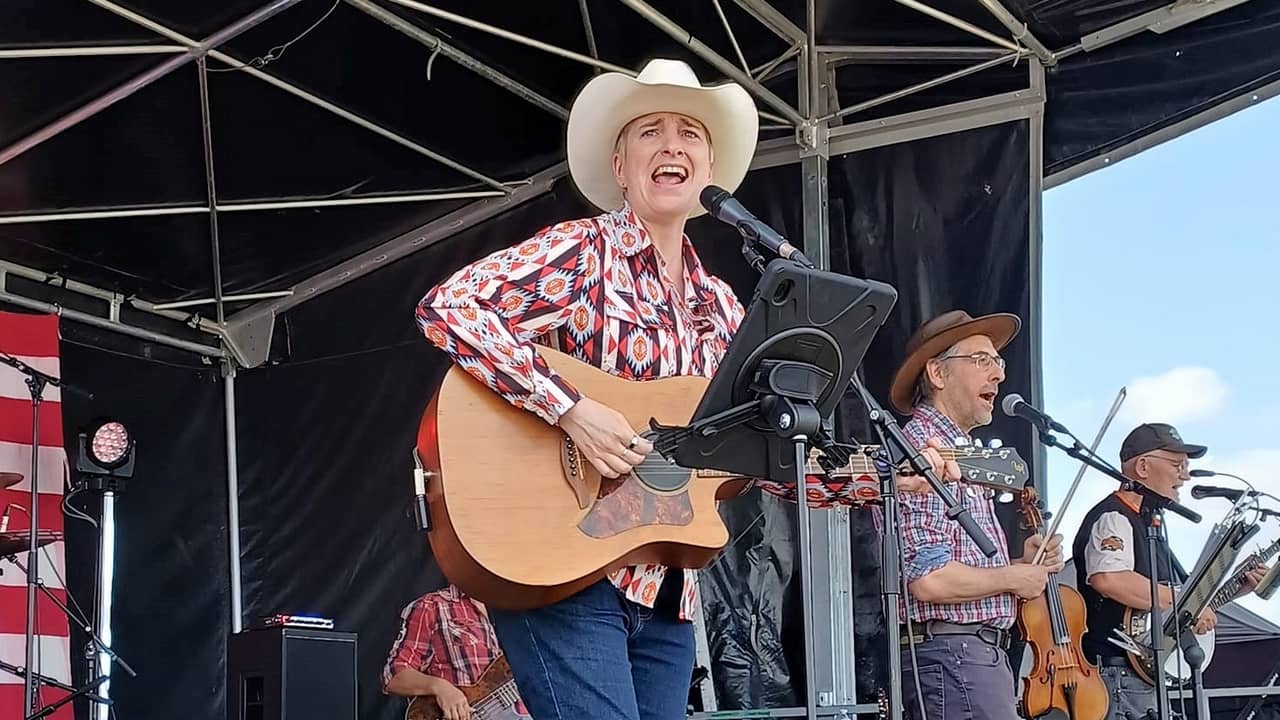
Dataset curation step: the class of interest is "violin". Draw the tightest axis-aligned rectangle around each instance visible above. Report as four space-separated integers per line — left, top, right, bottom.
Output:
1016 485 1109 720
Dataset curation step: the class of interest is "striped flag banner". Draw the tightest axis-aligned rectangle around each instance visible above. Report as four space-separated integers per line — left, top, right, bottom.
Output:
0 311 72 719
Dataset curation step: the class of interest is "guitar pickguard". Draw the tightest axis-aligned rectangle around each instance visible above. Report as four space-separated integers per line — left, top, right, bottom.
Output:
578 472 694 539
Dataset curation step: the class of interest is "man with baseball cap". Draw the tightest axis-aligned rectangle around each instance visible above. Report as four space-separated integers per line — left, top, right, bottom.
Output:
1073 422 1266 719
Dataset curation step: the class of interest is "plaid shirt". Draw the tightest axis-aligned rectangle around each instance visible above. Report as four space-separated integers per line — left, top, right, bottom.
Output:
876 404 1014 628
416 203 865 621
382 586 527 715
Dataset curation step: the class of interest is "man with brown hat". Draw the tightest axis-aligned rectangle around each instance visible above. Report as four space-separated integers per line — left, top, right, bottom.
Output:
1072 422 1268 719
881 310 1064 720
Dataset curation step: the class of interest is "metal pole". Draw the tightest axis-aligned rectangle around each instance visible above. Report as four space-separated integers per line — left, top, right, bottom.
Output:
0 0 304 169
577 0 601 71
22 392 43 714
0 258 228 339
0 191 507 224
817 44 1012 62
797 4 825 717
616 0 806 125
975 0 1057 65
890 0 1021 52
0 290 227 358
92 490 117 720
0 45 187 58
1027 60 1047 494
341 0 569 120
377 0 633 74
825 52 1022 122
84 0 511 194
732 0 806 43
711 0 752 76
224 365 244 633
197 58 226 325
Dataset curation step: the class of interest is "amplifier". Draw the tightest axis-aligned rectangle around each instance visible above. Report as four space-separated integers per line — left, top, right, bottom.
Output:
227 626 358 720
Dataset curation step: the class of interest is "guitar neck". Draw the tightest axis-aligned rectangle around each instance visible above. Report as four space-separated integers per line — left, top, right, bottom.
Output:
694 446 961 479
1207 536 1280 611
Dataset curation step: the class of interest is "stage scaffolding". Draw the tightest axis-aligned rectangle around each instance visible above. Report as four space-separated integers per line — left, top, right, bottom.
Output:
0 0 1268 717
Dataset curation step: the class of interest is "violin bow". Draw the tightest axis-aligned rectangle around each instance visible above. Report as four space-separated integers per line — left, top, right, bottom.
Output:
1032 386 1128 566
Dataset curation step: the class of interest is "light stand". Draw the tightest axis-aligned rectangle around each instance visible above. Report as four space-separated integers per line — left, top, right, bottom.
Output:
75 419 138 720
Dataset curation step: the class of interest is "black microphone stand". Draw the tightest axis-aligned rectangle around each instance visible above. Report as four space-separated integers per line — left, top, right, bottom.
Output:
0 350 60 715
1137 492 1175 720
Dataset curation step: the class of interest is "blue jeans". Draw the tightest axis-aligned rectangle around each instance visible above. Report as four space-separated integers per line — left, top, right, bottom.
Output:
489 579 695 720
900 636 1020 720
1100 665 1155 720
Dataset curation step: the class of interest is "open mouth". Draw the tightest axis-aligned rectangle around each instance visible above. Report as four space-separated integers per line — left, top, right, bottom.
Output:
979 391 995 409
651 164 689 186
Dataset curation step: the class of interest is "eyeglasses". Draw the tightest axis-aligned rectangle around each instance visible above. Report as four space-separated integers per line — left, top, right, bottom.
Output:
1143 454 1190 473
937 352 1006 371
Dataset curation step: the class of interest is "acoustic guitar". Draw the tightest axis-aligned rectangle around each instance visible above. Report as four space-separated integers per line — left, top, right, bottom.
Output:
415 346 1029 610
404 656 523 720
1123 534 1280 685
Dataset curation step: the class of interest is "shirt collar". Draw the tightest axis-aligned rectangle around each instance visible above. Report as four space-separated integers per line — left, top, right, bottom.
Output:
605 202 718 309
911 403 971 444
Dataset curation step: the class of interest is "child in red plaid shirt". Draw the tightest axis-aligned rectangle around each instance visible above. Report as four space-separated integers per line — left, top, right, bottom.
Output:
383 584 529 720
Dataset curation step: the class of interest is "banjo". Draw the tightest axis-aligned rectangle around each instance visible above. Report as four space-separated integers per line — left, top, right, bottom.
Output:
1122 535 1280 685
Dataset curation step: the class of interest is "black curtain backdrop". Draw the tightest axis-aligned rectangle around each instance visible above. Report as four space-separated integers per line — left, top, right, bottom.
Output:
55 331 229 720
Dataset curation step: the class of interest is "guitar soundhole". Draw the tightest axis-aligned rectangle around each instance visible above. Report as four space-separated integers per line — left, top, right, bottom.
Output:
633 452 689 493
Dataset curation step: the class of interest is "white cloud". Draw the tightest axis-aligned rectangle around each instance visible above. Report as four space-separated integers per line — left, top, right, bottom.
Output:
1121 366 1229 426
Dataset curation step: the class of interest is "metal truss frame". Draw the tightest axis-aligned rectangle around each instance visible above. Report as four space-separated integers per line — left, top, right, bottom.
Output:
0 1 1261 718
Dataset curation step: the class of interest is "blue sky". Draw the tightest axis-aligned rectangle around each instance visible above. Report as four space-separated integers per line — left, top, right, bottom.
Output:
1042 94 1280 616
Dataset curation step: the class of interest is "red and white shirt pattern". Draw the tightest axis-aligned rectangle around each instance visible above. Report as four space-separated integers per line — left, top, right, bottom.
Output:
874 404 1015 628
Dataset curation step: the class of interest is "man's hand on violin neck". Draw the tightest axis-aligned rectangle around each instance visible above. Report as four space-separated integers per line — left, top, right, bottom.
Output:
1019 533 1065 573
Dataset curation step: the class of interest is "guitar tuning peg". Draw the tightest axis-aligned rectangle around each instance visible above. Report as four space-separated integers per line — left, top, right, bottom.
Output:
997 491 1014 504
989 438 1003 449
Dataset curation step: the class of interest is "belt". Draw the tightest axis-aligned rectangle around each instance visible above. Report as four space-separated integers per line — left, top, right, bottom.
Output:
899 620 1010 650
1098 656 1132 668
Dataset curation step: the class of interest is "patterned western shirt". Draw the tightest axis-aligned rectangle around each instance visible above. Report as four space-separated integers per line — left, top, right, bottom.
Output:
382 585 528 716
415 203 871 621
877 403 1015 628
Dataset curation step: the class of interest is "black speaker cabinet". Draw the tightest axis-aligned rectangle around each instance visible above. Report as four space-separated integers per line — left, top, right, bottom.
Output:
227 627 358 720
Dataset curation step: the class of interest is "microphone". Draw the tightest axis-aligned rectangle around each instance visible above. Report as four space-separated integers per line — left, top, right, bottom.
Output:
1001 394 1067 433
411 449 431 531
700 186 815 268
1256 561 1280 600
1124 480 1202 523
1190 485 1258 502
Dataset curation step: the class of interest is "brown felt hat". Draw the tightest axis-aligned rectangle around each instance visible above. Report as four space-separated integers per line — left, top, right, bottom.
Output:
888 310 1022 415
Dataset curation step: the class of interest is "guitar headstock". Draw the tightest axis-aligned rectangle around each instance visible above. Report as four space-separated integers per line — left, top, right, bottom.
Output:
951 446 1029 491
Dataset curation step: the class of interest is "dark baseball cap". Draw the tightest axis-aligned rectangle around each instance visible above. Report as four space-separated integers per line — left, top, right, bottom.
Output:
1119 422 1208 463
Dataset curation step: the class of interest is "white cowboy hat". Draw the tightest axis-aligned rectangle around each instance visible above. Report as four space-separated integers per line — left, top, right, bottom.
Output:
566 58 759 218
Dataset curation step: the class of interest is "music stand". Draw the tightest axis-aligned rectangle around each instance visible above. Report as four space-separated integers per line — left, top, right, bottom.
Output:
659 260 895 479
648 259 895 719
1126 486 1249 720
